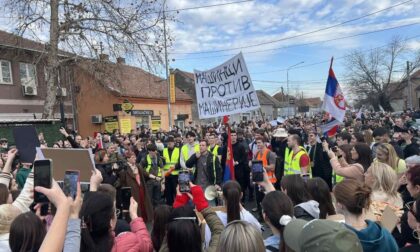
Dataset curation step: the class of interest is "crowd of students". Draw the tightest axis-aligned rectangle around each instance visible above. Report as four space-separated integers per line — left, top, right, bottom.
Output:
0 110 419 251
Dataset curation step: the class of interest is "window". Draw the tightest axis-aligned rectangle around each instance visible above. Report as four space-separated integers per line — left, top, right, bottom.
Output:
19 63 37 86
0 60 12 84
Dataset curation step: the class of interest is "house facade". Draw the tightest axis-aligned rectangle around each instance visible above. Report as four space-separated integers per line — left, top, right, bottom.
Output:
74 60 193 136
0 30 74 127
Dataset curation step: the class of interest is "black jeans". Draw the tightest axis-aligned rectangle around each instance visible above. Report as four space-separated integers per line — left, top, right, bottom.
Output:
165 174 178 206
146 180 162 207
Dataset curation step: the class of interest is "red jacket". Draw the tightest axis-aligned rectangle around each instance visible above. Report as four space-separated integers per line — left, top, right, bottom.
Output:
112 217 153 252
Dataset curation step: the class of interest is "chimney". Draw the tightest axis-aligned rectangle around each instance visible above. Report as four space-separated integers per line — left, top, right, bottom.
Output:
117 57 126 64
99 53 109 61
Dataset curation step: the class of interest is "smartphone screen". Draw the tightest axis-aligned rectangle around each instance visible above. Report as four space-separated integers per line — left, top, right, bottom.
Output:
121 187 132 210
178 171 190 193
34 159 52 203
64 171 79 199
252 161 264 182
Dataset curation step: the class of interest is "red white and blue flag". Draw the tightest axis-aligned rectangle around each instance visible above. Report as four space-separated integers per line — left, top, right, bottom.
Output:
320 118 340 137
321 58 346 122
223 116 235 182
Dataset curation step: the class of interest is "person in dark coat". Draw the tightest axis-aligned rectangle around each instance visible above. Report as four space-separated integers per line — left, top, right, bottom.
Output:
186 139 223 191
231 130 248 202
307 131 333 190
119 152 154 223
401 128 420 159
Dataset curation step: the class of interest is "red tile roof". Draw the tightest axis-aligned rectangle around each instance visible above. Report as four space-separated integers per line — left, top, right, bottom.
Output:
78 60 192 101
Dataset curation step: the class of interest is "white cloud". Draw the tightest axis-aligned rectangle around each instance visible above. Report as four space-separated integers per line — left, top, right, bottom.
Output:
407 40 420 50
167 0 419 59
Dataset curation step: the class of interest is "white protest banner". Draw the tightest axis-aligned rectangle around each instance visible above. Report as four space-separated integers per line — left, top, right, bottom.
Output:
194 52 260 119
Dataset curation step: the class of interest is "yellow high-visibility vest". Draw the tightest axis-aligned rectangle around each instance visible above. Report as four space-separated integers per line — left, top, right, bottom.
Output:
284 146 309 175
146 155 162 177
181 144 199 161
208 145 219 157
163 147 180 175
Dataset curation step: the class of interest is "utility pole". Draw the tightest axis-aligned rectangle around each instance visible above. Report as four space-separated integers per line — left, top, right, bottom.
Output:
163 9 172 130
407 61 412 110
286 61 304 117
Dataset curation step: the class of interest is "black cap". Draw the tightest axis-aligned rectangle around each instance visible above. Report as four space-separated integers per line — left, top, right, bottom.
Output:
167 136 175 142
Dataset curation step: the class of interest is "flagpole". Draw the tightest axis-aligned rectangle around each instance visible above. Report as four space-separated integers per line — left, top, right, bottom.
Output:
329 57 334 69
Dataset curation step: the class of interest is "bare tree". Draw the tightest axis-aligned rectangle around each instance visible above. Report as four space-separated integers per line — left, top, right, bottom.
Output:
3 0 168 118
345 37 420 111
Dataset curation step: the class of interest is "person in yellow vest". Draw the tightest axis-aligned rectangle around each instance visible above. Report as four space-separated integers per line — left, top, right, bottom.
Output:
253 136 277 218
162 136 181 205
140 143 165 207
208 133 221 162
186 139 222 203
285 134 310 175
180 131 200 171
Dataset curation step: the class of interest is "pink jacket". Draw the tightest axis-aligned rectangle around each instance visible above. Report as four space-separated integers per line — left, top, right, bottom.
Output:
112 217 153 252
330 157 365 182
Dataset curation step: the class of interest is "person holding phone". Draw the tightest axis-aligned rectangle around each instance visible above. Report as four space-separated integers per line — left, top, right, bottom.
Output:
252 136 277 218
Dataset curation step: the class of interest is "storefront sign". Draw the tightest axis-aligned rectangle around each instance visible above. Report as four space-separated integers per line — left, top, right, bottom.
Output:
119 118 132 134
103 116 119 133
131 110 154 116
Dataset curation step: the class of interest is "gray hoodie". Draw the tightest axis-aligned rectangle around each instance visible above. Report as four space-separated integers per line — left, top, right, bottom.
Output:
294 200 320 221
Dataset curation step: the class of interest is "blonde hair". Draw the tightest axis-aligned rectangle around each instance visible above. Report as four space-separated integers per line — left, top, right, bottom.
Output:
376 143 399 171
367 162 399 198
217 221 265 252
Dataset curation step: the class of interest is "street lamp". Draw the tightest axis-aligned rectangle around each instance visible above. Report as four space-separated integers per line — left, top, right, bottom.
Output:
286 61 304 117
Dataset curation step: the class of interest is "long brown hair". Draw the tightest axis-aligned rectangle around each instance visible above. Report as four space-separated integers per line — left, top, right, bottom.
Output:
333 179 372 215
262 191 293 252
223 181 242 223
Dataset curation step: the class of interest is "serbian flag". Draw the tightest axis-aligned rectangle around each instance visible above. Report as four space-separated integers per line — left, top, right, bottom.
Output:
223 116 235 182
320 118 340 137
321 57 346 122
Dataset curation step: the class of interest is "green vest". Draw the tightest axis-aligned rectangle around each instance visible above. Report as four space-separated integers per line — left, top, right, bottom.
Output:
333 173 344 184
181 143 200 161
146 155 162 177
163 147 180 175
208 145 219 157
284 147 308 175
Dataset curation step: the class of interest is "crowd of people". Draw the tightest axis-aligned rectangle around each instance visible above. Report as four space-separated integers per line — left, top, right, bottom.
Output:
0 110 420 252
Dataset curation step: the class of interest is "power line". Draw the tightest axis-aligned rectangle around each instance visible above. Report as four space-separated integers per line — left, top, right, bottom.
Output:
164 0 253 13
250 34 420 75
171 0 413 54
0 0 254 19
172 22 420 61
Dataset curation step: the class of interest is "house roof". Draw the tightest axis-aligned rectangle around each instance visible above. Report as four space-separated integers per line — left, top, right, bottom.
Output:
301 97 322 107
173 69 195 80
0 30 71 56
78 60 192 101
256 90 282 107
272 92 295 103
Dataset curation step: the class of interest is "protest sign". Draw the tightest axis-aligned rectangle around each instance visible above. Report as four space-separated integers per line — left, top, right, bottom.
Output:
194 53 260 119
40 148 95 182
12 126 40 163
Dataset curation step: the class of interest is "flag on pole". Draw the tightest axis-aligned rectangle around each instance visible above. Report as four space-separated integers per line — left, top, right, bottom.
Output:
320 118 341 137
223 116 235 182
321 58 346 122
